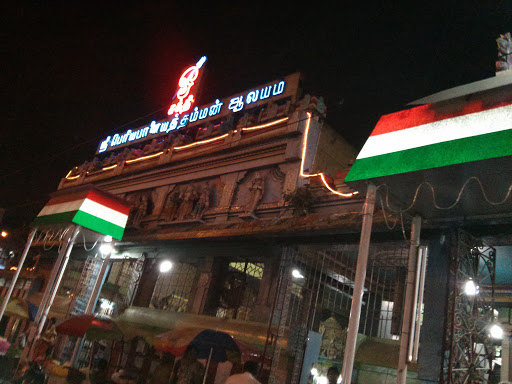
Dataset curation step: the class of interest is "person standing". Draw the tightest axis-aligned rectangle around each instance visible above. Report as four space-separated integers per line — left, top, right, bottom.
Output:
172 345 204 384
326 366 340 384
225 361 260 384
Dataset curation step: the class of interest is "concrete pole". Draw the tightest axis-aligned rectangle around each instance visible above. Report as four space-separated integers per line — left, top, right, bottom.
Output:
0 228 37 322
397 215 422 384
341 183 376 384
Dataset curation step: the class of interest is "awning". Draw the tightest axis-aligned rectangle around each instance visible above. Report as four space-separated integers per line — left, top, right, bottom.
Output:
355 337 418 372
26 293 72 320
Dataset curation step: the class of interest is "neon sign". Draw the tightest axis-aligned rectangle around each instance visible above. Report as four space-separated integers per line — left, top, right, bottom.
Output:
98 73 290 154
167 56 206 115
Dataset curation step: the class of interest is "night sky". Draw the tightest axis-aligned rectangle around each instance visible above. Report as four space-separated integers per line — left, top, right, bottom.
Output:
2 1 511 227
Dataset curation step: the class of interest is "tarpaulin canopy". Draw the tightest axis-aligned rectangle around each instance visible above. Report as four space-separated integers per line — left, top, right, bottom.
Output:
117 306 282 351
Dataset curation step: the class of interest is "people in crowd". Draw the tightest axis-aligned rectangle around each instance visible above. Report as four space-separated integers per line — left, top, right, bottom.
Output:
152 353 174 384
225 361 260 384
326 366 340 384
171 345 204 384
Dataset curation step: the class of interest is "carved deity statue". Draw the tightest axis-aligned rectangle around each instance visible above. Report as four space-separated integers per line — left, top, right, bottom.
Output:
193 185 210 219
247 172 265 214
131 194 150 227
165 189 182 221
177 185 197 221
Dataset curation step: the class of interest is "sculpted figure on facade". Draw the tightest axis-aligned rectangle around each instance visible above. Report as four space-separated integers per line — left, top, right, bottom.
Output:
193 184 210 219
164 189 182 221
247 172 265 214
131 194 151 227
496 32 512 72
177 185 197 221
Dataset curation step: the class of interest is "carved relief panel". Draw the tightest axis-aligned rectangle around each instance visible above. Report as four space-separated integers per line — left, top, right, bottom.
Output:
159 178 222 222
232 167 285 215
125 190 154 228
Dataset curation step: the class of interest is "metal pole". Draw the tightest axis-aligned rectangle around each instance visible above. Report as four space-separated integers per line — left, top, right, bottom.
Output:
24 225 80 360
37 225 80 336
396 215 421 384
0 228 37 322
341 183 376 384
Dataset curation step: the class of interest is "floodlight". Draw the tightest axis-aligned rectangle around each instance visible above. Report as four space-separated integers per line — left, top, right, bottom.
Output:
292 269 304 279
489 324 503 339
463 279 479 296
159 260 173 273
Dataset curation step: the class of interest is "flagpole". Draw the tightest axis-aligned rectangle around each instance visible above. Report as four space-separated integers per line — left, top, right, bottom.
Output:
341 183 376 383
0 228 37 322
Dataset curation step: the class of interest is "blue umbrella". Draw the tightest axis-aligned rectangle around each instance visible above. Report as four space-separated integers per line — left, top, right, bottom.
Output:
189 329 240 362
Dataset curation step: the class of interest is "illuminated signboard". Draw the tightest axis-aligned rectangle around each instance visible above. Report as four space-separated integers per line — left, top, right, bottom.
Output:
167 56 206 115
97 71 300 154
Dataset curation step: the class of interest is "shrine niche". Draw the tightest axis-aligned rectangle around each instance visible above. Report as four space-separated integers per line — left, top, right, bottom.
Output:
319 316 347 361
126 190 154 228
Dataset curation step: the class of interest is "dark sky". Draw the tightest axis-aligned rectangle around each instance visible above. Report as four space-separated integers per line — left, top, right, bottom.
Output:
2 1 511 226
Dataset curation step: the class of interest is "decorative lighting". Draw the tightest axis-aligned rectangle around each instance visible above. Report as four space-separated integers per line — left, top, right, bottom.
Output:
292 269 304 279
463 279 479 296
125 151 164 164
159 260 173 273
174 133 229 151
300 113 358 198
241 117 289 131
489 324 503 339
1 231 7 238
65 170 81 180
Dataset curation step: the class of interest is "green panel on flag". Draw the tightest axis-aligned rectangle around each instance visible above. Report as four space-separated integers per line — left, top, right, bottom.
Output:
32 211 78 226
72 210 125 240
345 129 512 182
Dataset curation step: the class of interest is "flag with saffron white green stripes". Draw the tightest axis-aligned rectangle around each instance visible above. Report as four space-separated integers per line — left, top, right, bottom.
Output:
345 98 512 182
33 189 131 240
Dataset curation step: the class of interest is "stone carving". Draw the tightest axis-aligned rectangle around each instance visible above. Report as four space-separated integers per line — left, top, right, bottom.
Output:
176 185 197 221
193 184 210 219
236 113 255 129
496 32 512 72
246 172 265 214
128 193 152 227
163 189 182 221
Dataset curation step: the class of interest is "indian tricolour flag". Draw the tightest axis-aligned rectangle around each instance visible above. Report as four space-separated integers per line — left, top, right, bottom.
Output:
345 99 512 182
33 189 131 240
